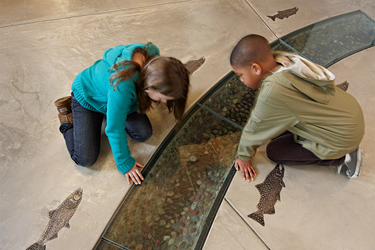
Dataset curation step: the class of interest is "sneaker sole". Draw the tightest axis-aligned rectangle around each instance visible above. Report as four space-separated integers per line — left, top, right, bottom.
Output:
346 148 363 178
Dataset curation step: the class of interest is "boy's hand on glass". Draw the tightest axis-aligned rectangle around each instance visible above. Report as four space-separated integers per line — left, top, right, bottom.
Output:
125 162 145 185
234 157 257 182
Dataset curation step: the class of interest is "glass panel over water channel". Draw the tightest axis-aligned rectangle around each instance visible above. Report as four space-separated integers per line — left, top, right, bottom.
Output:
200 74 255 128
271 39 297 53
281 11 375 67
101 107 242 250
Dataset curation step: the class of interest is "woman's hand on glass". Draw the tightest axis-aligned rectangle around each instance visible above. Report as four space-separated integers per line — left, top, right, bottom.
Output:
125 162 145 185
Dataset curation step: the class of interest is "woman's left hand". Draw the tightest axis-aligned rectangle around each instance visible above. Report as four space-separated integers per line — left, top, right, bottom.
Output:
125 162 145 185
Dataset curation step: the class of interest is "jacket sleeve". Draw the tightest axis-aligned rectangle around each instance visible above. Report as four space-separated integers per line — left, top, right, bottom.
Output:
105 80 137 174
237 84 298 161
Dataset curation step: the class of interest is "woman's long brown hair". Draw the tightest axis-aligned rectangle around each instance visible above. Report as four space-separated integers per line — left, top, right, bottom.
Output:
109 43 153 89
109 43 190 121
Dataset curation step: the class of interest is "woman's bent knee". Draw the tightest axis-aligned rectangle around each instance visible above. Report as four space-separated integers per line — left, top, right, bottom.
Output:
72 155 98 167
126 112 152 142
133 126 153 142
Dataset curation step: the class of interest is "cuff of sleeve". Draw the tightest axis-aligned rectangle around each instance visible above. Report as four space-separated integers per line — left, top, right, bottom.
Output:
116 156 136 174
238 155 252 161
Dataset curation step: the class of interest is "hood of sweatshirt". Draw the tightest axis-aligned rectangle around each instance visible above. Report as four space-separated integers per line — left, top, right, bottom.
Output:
271 51 336 104
102 43 160 67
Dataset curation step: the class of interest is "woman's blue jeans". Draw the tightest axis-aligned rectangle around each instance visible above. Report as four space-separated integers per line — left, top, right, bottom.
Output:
59 93 152 167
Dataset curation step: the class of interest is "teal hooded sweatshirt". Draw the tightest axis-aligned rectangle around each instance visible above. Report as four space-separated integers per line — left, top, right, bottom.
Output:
71 43 160 174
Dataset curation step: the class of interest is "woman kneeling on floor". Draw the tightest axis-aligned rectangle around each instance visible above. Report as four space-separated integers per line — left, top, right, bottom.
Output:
54 43 190 185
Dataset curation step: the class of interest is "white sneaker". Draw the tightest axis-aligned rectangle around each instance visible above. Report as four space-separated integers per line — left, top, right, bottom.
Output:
337 154 350 174
340 148 363 178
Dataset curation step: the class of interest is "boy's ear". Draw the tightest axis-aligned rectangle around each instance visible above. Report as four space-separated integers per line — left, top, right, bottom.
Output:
251 63 262 75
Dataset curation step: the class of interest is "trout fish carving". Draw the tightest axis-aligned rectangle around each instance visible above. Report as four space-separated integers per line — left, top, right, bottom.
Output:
26 188 83 250
267 7 298 21
248 164 285 226
184 57 205 75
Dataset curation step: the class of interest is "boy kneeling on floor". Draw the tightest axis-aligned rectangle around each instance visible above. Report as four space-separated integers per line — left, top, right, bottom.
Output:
231 34 365 181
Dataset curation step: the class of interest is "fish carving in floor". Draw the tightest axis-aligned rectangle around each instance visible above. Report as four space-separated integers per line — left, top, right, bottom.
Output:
336 81 349 91
184 57 205 75
26 188 83 250
248 164 285 226
267 7 299 21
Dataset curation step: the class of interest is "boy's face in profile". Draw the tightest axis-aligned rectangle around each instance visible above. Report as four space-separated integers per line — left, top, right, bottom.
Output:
232 63 263 90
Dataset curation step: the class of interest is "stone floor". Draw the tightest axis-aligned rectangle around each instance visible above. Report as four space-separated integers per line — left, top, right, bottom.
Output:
1 0 374 250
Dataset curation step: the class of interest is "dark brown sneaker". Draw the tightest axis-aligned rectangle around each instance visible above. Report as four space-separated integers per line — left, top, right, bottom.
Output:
54 96 72 115
58 113 73 124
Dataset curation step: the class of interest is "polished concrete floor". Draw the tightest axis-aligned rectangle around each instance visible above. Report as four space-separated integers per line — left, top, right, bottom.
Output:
1 1 375 250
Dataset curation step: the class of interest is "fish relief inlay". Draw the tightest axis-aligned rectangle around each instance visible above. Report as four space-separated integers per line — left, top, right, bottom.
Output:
267 7 299 21
248 164 285 226
184 57 205 75
26 188 83 250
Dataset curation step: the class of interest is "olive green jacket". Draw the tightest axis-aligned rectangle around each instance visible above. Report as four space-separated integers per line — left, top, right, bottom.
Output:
238 52 365 161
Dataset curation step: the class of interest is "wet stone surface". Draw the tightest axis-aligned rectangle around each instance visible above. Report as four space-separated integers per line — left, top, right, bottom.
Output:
281 11 375 67
201 74 256 128
101 108 243 250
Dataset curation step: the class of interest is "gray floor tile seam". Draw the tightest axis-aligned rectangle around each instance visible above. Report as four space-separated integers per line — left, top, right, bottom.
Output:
243 0 278 38
0 0 195 29
201 214 247 250
224 197 272 250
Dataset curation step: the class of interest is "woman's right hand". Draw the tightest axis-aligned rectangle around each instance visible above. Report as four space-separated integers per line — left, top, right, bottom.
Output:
125 162 145 185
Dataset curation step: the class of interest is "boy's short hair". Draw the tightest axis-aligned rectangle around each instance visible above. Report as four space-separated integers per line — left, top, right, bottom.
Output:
230 34 271 67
